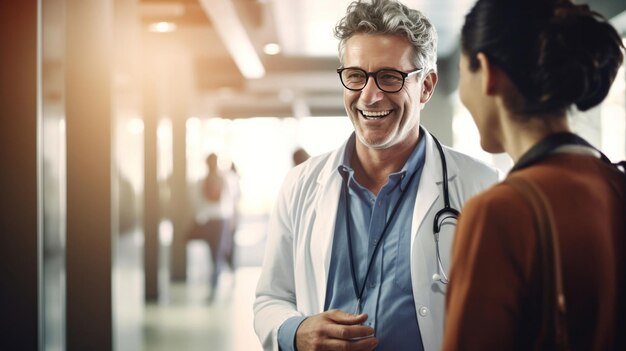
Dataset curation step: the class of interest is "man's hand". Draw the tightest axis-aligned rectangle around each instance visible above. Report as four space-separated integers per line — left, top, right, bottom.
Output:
295 309 378 351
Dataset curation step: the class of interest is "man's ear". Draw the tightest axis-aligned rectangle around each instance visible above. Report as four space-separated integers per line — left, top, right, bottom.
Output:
420 71 438 104
476 52 498 96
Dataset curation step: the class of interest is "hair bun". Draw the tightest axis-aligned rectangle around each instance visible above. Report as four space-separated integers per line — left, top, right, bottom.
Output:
553 1 592 18
531 2 624 111
461 0 624 115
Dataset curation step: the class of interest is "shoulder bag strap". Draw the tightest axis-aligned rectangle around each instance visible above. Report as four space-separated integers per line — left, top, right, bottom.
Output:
505 176 570 351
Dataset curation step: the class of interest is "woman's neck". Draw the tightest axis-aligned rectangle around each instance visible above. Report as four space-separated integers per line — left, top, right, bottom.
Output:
500 112 570 162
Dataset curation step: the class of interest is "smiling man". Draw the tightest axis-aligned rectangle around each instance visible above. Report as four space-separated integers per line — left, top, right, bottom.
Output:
253 1 500 350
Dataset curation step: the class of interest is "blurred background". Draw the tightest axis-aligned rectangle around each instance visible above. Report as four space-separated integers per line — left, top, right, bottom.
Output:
1 0 625 350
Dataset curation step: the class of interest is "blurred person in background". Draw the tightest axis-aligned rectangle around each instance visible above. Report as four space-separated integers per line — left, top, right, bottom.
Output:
253 0 499 350
443 0 625 350
189 153 238 302
292 147 311 166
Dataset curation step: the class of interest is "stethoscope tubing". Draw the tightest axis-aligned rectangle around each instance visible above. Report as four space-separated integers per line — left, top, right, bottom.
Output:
431 134 460 285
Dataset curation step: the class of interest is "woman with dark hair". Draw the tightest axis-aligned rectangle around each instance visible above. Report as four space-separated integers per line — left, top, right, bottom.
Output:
443 0 625 350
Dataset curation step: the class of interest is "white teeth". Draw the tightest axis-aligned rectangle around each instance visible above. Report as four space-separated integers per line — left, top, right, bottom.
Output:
361 110 391 119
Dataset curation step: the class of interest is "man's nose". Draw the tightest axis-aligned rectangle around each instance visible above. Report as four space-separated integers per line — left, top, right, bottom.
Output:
359 76 384 104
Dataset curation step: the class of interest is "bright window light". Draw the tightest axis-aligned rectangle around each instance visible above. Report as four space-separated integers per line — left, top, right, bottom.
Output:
126 117 144 135
186 116 353 216
600 60 626 161
157 118 173 181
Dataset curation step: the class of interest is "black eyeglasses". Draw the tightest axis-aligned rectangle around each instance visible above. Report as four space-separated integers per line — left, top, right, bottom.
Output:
337 67 422 93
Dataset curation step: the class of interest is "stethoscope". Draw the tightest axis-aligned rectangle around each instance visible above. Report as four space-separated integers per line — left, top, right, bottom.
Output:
430 133 459 285
342 132 458 314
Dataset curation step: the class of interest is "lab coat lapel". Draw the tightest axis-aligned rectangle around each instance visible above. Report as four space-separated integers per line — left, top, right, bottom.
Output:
310 146 344 312
411 132 448 247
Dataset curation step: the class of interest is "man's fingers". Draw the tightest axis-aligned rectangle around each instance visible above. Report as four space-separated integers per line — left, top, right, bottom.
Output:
326 309 369 325
325 323 375 341
295 311 377 351
324 335 379 351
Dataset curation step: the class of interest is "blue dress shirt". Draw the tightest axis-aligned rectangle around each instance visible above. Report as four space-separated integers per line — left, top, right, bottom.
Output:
278 133 426 351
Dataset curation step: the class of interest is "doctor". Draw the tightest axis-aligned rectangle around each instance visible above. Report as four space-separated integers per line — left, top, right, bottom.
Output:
254 0 499 350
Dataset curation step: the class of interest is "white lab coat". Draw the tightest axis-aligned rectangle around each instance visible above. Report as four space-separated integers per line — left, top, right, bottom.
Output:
254 131 500 351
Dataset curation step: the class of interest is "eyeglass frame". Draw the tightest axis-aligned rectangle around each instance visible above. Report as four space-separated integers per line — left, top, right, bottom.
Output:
336 67 423 93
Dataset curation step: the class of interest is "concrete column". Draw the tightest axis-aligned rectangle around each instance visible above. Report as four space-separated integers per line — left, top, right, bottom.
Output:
168 53 193 282
143 63 160 301
65 0 114 349
0 1 39 349
170 111 190 281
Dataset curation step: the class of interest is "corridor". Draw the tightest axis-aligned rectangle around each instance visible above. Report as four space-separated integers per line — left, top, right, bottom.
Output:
113 224 265 351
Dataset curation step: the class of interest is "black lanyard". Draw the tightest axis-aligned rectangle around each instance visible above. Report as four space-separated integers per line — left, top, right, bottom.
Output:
343 168 420 314
510 132 610 173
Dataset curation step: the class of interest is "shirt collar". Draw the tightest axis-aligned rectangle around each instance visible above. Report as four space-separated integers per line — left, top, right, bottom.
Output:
398 133 426 190
338 133 356 183
336 131 427 191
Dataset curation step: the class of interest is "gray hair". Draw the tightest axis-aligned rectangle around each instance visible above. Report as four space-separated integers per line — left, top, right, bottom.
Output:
334 0 438 73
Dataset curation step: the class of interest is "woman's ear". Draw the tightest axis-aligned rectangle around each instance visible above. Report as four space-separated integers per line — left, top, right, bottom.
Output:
476 52 497 96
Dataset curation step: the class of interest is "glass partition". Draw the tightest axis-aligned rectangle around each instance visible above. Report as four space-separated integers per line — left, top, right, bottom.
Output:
41 0 67 349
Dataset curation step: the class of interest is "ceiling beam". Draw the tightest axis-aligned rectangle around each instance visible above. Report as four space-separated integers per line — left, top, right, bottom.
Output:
199 0 265 79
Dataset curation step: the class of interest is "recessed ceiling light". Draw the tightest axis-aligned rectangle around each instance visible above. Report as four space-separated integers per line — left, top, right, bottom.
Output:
263 43 281 55
148 22 177 33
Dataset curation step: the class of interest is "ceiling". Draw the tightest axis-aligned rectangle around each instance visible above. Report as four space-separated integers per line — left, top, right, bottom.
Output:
138 0 626 119
138 0 477 119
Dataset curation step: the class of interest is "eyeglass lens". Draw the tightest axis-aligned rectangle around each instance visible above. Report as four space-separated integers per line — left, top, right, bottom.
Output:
340 68 407 93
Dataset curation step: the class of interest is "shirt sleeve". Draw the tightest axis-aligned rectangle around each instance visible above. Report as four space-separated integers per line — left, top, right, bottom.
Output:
442 184 537 351
277 316 307 351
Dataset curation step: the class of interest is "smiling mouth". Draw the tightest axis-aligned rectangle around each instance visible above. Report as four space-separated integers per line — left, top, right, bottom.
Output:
360 109 392 120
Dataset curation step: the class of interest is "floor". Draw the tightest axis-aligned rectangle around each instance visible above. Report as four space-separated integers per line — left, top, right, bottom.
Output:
142 222 265 351
143 267 262 351
42 220 267 351
141 221 267 351
105 214 266 351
